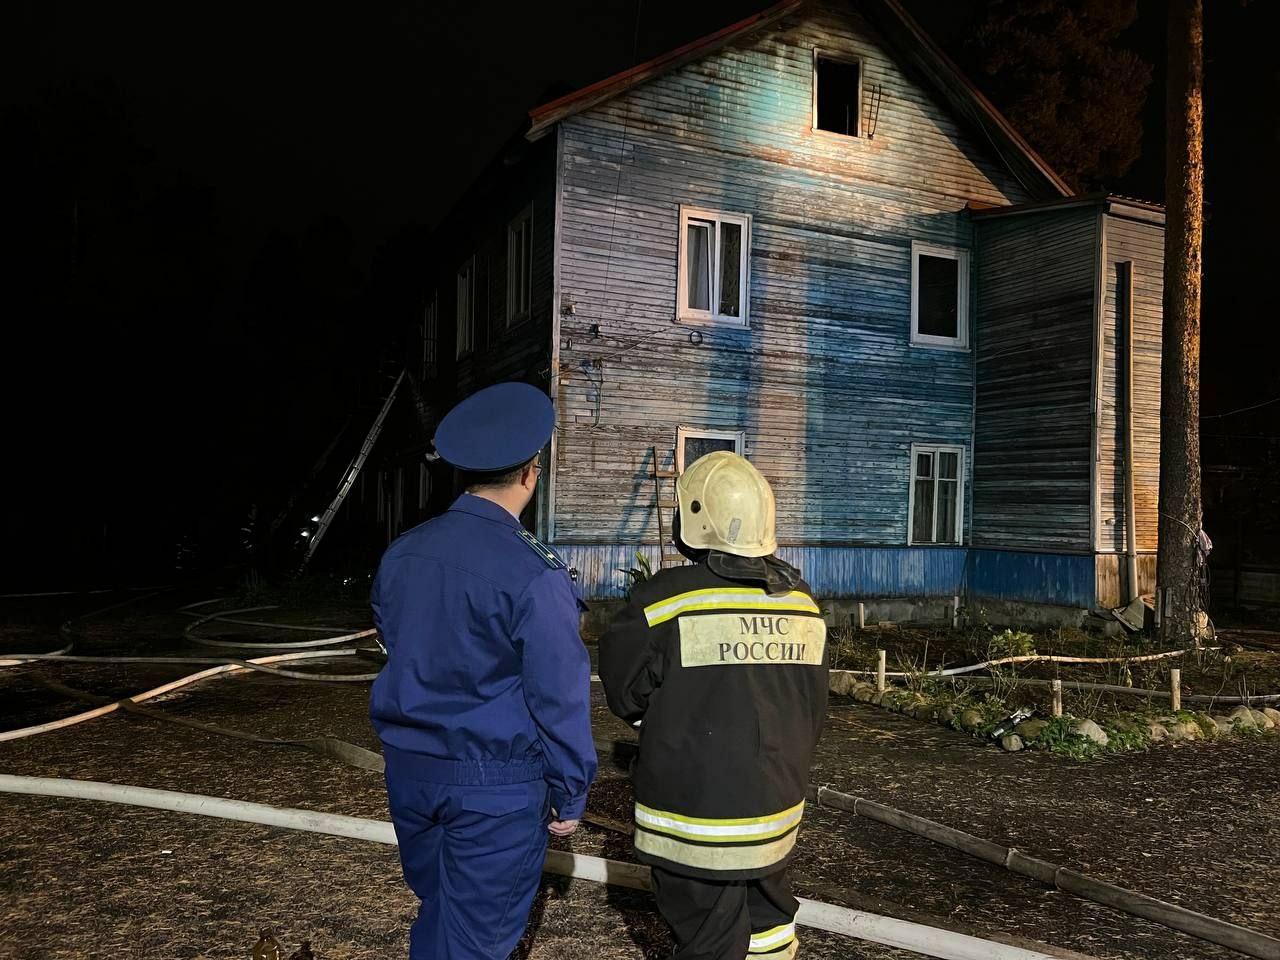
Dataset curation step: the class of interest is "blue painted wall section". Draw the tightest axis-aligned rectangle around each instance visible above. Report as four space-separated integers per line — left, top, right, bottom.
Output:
556 543 967 601
559 542 1094 609
964 549 1095 610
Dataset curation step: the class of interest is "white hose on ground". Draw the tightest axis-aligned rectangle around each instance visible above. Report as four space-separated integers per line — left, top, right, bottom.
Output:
833 647 1214 680
0 774 1077 960
183 604 374 650
0 650 364 742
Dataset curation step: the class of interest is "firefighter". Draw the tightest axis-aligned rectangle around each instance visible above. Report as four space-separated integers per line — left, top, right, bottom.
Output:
369 381 597 960
599 451 828 960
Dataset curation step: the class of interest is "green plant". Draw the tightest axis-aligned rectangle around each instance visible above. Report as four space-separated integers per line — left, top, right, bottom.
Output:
1033 715 1102 760
621 551 653 601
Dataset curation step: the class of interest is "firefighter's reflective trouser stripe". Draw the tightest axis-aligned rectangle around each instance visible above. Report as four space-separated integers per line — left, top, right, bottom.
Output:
650 868 800 960
643 588 820 626
749 922 797 956
634 800 804 871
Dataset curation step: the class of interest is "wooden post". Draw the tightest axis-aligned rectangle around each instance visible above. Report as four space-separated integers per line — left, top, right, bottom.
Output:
857 602 866 630
1170 668 1181 712
1051 679 1063 718
951 595 960 630
876 649 886 693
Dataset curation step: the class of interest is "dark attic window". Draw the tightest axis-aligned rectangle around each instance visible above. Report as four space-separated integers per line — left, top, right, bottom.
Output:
815 56 861 137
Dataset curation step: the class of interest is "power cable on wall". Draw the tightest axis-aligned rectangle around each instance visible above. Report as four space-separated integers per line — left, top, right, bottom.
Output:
579 0 645 431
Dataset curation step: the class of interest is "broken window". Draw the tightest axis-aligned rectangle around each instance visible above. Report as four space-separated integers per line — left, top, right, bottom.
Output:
815 55 861 137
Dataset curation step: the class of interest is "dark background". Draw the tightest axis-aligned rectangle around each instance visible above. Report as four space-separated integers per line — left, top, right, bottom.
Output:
2 0 1276 588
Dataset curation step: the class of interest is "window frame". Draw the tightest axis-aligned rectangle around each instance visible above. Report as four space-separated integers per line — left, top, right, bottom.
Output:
812 49 864 139
910 241 971 351
676 426 746 473
906 443 965 546
455 256 475 358
676 205 751 328
421 290 438 381
506 206 533 326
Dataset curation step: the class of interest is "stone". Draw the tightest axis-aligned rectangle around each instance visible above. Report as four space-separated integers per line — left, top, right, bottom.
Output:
871 691 887 707
828 672 855 697
1264 708 1280 728
1001 734 1024 752
938 705 957 726
1172 720 1202 742
1071 718 1109 747
912 701 936 722
852 682 876 703
1229 706 1258 730
1213 716 1233 735
1250 709 1274 730
1015 719 1049 742
1147 722 1169 742
960 709 984 733
1194 715 1219 739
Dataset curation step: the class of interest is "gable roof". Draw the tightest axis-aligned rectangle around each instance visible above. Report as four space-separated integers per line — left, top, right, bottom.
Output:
526 0 1072 200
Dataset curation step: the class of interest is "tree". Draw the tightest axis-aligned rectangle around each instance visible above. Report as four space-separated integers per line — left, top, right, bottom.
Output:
1157 0 1205 646
963 0 1152 192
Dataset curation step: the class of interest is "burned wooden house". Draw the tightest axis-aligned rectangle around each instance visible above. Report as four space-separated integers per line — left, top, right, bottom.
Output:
368 0 1166 623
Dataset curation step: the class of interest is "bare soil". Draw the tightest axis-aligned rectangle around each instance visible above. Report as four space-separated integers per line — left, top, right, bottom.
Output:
2 587 1278 959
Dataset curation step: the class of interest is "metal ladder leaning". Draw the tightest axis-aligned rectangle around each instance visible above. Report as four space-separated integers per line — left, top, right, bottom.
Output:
298 369 405 574
649 446 684 569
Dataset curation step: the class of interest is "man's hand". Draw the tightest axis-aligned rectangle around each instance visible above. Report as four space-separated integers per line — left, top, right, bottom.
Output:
548 819 579 837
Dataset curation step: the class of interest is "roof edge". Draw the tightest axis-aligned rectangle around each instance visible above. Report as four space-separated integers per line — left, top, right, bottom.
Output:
969 193 1166 224
526 0 804 141
867 0 1071 199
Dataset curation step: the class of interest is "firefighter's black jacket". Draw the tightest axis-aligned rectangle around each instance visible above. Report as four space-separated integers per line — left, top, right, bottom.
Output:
599 558 828 880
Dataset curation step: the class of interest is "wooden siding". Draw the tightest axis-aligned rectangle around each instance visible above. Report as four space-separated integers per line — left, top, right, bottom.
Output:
551 4 1031 546
968 549 1095 610
1097 213 1164 554
1095 553 1157 609
971 208 1098 552
554 542 966 600
447 150 557 399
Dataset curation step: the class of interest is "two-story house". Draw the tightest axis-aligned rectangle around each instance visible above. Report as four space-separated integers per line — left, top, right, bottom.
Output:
375 0 1165 625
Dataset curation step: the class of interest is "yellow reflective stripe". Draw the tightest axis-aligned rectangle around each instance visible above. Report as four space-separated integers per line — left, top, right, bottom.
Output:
633 800 804 843
644 588 819 626
751 941 798 959
749 923 796 953
636 826 799 872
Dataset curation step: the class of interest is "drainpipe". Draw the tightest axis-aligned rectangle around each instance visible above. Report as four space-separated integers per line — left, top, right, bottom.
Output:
1120 261 1139 603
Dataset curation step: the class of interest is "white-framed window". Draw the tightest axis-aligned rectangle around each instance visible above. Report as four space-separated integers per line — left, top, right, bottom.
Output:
813 51 863 137
456 257 475 358
911 242 970 349
421 291 438 381
677 426 745 473
908 444 964 545
506 207 532 325
677 206 750 326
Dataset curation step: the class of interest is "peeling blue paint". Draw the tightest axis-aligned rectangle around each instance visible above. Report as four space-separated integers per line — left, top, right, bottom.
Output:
555 543 1095 609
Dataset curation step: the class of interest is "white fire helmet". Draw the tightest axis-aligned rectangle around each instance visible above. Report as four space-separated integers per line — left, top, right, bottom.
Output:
676 451 777 558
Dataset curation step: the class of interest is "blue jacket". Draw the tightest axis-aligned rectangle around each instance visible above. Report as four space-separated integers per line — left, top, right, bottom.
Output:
369 494 597 820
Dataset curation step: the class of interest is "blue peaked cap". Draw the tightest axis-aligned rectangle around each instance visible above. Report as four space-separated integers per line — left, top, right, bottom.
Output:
432 382 554 472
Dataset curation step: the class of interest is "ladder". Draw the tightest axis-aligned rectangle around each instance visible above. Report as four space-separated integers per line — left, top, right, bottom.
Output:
649 446 684 568
298 369 405 574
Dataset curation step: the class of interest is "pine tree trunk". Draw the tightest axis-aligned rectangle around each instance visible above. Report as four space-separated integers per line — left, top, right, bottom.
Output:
1157 0 1205 645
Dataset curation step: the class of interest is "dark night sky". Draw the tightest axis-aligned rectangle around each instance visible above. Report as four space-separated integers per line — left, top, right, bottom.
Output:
3 0 1277 586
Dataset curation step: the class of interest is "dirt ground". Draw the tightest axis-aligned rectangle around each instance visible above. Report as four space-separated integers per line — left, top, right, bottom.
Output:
2 586 1278 960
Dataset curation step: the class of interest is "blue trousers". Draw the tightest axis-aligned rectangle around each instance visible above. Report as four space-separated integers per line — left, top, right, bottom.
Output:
386 773 550 959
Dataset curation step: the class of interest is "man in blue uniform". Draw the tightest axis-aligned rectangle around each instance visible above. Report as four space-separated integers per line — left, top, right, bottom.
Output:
370 381 597 960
